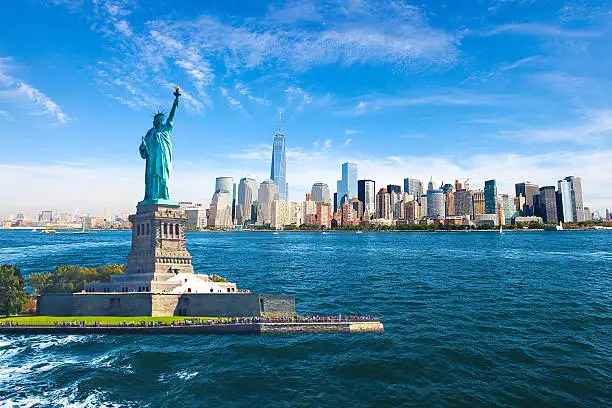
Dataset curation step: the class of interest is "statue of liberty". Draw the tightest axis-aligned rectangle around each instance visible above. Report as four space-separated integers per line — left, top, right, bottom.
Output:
138 87 181 206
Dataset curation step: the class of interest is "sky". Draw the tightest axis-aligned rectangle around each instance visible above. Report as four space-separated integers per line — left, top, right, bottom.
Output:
1 0 612 217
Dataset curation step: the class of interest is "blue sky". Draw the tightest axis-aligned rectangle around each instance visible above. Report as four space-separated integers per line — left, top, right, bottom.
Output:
1 0 611 216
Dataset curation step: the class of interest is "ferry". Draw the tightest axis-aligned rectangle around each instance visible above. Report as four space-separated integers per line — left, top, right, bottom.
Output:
544 222 564 231
41 229 57 234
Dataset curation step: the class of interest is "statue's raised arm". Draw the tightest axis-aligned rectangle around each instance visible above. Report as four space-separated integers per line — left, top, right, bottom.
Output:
167 86 181 127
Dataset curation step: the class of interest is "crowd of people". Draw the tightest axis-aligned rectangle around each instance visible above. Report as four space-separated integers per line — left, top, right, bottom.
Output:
1 315 379 328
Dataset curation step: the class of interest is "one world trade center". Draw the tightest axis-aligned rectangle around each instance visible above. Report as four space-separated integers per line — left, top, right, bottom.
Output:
270 117 288 200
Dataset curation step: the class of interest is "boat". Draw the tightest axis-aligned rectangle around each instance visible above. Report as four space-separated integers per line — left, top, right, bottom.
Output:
356 230 363 234
41 229 56 234
273 231 279 235
545 221 564 231
73 219 89 234
499 226 504 235
322 231 328 235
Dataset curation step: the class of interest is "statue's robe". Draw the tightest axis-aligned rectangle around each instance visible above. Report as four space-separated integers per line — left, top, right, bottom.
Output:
140 121 173 202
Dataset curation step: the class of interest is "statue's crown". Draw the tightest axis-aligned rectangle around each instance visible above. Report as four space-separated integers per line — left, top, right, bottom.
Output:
153 111 165 120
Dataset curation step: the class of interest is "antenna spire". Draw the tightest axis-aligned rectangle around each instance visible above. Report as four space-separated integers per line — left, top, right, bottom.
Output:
278 109 283 134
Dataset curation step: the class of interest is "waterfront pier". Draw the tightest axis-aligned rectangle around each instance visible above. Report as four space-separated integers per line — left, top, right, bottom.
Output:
0 317 384 335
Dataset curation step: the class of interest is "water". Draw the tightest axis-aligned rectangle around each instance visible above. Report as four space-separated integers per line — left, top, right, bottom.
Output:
0 230 611 407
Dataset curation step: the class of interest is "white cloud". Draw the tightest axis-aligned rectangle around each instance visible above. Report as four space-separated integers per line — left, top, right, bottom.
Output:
344 129 363 135
464 55 542 83
485 23 599 38
344 138 352 145
235 81 268 105
500 109 612 144
341 92 506 116
220 87 243 110
285 87 313 111
0 57 70 124
50 0 457 113
266 1 322 23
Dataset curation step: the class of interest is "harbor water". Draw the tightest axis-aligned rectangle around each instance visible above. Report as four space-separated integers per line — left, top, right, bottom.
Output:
0 230 610 407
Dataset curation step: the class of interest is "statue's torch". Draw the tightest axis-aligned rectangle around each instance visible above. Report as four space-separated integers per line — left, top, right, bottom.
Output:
173 86 181 98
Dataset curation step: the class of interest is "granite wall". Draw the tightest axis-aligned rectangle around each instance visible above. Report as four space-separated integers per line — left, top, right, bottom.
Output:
37 293 296 317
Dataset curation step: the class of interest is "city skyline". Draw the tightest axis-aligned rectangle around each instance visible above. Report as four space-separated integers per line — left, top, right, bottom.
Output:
1 1 612 216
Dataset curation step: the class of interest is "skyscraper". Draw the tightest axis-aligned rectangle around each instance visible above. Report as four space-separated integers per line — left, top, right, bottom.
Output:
484 179 498 214
454 190 474 218
257 180 278 226
473 190 485 215
538 186 558 223
358 179 376 215
426 189 445 219
376 188 391 219
427 178 435 191
499 194 516 225
311 182 331 203
420 194 428 217
389 189 402 219
565 176 585 222
387 184 401 195
208 191 233 228
557 178 573 222
215 177 233 195
336 162 358 208
238 177 258 223
270 125 288 201
404 178 423 203
515 182 540 216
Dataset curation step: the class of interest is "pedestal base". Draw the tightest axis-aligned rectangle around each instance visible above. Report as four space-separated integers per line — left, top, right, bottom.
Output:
125 203 194 276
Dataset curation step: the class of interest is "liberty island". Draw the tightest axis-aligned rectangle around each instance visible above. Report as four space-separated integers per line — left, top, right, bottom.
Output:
16 89 382 333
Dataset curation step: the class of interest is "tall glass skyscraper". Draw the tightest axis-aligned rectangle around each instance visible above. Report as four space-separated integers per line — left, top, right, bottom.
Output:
358 179 376 215
426 189 445 219
270 129 288 200
558 176 584 222
336 162 358 208
238 177 258 222
215 177 233 194
484 179 498 214
539 186 558 223
557 178 573 222
515 181 539 216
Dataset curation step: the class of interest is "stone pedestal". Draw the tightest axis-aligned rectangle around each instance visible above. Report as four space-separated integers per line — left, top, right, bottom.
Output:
126 203 194 276
84 203 240 295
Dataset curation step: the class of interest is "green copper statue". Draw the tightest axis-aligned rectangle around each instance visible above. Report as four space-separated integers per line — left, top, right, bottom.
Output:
138 87 181 206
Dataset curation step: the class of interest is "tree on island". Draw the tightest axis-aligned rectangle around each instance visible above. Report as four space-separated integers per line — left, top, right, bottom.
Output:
28 264 125 295
0 265 28 317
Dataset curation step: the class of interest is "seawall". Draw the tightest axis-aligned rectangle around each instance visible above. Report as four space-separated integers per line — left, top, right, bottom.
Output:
0 321 383 335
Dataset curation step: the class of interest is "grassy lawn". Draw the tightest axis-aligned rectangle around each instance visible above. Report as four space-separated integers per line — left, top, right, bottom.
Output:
0 315 225 326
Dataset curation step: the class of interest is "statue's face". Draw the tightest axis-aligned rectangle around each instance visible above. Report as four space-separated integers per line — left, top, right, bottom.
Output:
153 115 165 128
